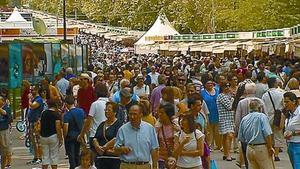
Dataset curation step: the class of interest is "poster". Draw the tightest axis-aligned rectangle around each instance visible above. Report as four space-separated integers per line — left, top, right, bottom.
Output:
52 43 62 75
0 44 9 85
32 43 47 77
44 43 52 74
69 44 76 70
9 43 23 88
76 45 83 72
22 44 36 79
61 44 69 68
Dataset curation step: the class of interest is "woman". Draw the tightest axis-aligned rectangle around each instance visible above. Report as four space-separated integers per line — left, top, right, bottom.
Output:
200 73 221 150
216 82 235 161
156 103 177 169
140 99 156 127
40 99 63 169
161 86 179 114
227 74 238 98
283 92 300 169
174 113 204 169
93 102 122 169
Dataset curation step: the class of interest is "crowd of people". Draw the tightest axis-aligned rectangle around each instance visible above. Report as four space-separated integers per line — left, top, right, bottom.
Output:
0 36 300 169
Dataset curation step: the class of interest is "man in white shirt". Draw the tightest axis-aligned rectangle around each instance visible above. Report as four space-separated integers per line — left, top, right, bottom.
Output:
148 66 160 87
133 74 150 99
252 61 270 81
262 77 284 161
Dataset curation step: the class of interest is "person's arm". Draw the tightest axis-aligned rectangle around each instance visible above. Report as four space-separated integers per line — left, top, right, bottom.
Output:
181 135 204 157
29 100 40 110
0 107 7 116
55 120 63 146
265 134 274 156
114 129 131 154
151 148 159 169
63 123 68 138
77 115 93 142
173 135 190 158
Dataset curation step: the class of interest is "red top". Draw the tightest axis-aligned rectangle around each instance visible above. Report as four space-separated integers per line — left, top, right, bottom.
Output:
77 85 95 116
21 88 30 109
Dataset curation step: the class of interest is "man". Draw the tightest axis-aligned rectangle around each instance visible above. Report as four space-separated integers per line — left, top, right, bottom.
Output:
56 72 70 97
238 99 275 169
262 77 285 161
77 73 95 115
150 75 166 116
112 79 139 104
235 82 267 169
255 72 269 99
0 96 12 169
133 74 150 100
63 95 85 169
114 104 159 169
251 61 270 81
65 67 76 80
148 66 160 88
27 85 44 165
116 88 139 125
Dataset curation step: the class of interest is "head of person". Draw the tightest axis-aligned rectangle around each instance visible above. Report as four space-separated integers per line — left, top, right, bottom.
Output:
249 99 264 113
188 93 203 113
158 103 175 124
179 112 196 134
31 85 40 97
216 74 226 86
257 61 265 70
173 87 183 100
22 80 30 91
95 83 108 98
139 99 151 117
66 67 73 75
105 102 118 120
128 104 143 128
284 92 298 112
201 73 214 90
108 74 116 82
257 72 267 83
38 87 47 99
158 74 167 85
245 82 256 96
79 73 91 88
120 88 132 105
267 77 278 89
220 81 231 94
287 78 299 90
47 99 59 110
161 86 174 104
176 73 186 88
64 95 75 109
120 79 130 89
186 83 196 99
80 148 93 168
151 66 156 73
136 74 144 86
227 74 238 87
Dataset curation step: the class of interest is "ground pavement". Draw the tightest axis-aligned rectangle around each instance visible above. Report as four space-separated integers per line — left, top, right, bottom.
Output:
9 124 293 169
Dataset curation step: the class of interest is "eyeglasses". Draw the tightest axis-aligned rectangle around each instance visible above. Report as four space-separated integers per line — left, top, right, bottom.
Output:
225 84 231 87
178 79 186 82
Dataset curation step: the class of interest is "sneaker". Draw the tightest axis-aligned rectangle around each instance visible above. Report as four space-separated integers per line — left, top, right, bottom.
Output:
5 165 11 169
274 156 280 161
26 159 36 165
33 159 42 165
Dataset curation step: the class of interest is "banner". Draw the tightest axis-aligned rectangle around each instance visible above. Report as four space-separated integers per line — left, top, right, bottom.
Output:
9 43 22 88
52 43 62 75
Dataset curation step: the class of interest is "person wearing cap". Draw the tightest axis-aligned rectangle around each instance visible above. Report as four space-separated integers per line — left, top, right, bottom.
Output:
133 74 150 100
112 79 139 104
238 99 275 169
114 104 159 169
77 73 95 116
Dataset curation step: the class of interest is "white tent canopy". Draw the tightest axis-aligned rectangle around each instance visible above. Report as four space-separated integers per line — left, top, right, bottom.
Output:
6 7 27 22
135 14 179 46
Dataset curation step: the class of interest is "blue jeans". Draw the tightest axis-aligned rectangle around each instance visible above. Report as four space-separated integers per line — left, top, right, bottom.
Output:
65 139 81 169
288 142 300 169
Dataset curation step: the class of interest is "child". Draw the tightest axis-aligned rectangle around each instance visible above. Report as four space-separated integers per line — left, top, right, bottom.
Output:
75 149 96 169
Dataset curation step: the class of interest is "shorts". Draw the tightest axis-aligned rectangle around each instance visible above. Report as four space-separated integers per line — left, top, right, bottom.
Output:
40 134 59 165
0 129 12 156
29 122 40 146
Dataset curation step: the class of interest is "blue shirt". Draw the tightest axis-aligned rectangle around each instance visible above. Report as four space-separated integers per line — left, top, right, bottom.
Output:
112 91 139 104
115 121 159 162
201 88 219 123
0 104 11 131
238 112 272 144
63 107 85 139
56 78 70 96
28 96 44 123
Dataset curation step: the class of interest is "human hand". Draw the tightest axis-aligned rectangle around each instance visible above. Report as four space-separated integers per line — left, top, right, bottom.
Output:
59 138 63 147
267 147 275 156
121 146 131 154
77 134 85 143
95 146 105 155
182 136 191 145
284 130 293 140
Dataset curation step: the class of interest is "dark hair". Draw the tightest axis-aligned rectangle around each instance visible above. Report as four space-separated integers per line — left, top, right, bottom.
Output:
219 81 230 93
159 103 175 121
95 83 108 98
106 102 118 113
256 72 265 82
267 77 277 88
178 112 196 134
47 99 58 108
188 93 203 108
284 92 298 104
65 95 75 105
232 83 246 110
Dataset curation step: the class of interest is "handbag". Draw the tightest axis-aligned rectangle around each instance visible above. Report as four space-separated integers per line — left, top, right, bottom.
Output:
268 92 285 129
210 160 218 169
161 126 176 169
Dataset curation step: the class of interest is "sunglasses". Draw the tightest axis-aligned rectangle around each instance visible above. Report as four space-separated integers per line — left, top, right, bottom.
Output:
178 79 186 82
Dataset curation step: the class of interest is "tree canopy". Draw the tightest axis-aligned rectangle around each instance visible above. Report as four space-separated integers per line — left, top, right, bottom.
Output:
23 0 300 33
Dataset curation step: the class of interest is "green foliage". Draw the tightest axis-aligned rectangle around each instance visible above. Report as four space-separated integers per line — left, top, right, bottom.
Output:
24 0 300 33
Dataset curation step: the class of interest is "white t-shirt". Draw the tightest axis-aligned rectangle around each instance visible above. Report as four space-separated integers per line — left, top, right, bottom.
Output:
133 85 150 97
175 129 204 168
88 97 109 137
75 165 97 169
